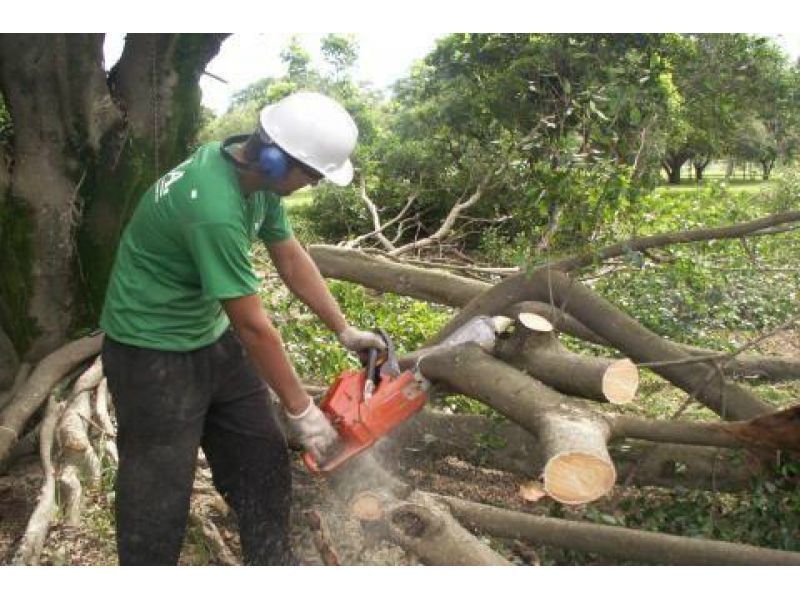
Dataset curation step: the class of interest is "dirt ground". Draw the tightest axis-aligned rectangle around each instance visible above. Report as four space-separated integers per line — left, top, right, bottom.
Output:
1 329 797 566
0 443 546 566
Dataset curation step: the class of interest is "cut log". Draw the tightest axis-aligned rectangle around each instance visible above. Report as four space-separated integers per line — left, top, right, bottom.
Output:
538 414 616 504
385 491 511 565
419 343 616 504
436 493 800 565
323 447 510 565
505 302 606 345
10 396 63 565
525 270 772 421
495 320 639 404
350 491 391 521
517 312 553 332
0 333 103 462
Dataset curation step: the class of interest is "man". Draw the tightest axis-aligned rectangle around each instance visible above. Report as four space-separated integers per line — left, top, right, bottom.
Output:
100 91 385 565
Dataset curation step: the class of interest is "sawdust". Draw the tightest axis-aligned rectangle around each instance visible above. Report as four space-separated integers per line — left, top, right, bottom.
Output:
1 441 543 566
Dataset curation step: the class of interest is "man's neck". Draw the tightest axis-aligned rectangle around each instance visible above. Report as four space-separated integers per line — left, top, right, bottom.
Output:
231 146 269 195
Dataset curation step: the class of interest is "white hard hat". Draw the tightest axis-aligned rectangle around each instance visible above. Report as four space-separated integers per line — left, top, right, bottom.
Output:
259 91 358 186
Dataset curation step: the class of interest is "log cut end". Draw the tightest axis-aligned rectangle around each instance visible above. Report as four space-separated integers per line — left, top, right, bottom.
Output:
350 491 386 521
601 359 639 404
518 312 554 333
543 452 616 504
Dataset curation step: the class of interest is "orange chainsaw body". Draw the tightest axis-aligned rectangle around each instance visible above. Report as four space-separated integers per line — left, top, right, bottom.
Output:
302 366 428 475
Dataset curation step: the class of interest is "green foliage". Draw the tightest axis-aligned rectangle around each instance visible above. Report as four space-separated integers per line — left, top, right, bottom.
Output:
614 459 800 551
264 278 451 384
762 167 800 211
307 34 670 249
592 180 800 342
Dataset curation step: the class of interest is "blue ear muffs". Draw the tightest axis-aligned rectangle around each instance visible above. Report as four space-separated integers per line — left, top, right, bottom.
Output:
258 144 291 180
220 134 293 181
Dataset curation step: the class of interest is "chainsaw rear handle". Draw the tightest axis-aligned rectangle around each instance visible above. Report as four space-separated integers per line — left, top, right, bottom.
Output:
358 328 391 384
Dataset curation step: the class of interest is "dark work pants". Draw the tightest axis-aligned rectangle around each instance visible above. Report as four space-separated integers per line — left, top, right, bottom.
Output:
102 329 293 565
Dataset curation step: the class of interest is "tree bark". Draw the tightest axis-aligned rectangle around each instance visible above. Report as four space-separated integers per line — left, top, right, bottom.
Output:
0 333 102 462
309 244 489 307
437 494 800 565
0 325 18 389
0 34 227 360
0 362 30 412
10 396 63 565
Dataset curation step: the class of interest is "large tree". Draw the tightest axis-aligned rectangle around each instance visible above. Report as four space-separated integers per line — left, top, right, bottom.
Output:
0 34 228 373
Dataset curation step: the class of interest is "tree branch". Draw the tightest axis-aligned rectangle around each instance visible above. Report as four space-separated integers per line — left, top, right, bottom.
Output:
554 210 800 273
389 172 493 256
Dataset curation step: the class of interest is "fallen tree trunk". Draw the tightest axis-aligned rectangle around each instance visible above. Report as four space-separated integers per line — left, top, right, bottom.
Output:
436 493 800 565
0 333 104 462
525 270 773 421
311 245 798 384
611 406 800 452
675 343 800 382
416 343 797 503
309 244 488 307
380 409 767 491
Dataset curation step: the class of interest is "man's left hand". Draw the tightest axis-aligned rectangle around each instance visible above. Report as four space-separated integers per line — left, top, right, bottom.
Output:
337 325 387 353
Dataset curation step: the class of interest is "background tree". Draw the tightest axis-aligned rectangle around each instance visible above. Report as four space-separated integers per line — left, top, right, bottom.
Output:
0 34 228 365
310 34 676 257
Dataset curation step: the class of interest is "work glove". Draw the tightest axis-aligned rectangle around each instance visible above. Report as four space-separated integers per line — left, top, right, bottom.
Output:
285 399 339 461
337 325 387 353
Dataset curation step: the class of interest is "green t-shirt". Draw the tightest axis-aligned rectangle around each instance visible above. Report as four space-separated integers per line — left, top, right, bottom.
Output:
100 141 293 351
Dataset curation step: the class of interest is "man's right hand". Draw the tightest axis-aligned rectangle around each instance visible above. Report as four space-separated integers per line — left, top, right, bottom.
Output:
285 399 339 461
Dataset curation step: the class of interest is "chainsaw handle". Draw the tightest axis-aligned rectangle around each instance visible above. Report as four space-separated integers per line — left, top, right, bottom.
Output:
365 347 379 379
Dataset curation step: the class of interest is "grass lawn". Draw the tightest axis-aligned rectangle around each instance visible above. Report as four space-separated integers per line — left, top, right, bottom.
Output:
284 187 313 209
657 179 772 195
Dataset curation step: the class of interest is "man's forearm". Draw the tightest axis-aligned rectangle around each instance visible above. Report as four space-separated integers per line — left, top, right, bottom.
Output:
234 318 311 415
270 240 348 334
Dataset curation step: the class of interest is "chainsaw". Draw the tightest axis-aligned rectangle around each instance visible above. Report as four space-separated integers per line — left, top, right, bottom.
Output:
302 329 429 475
